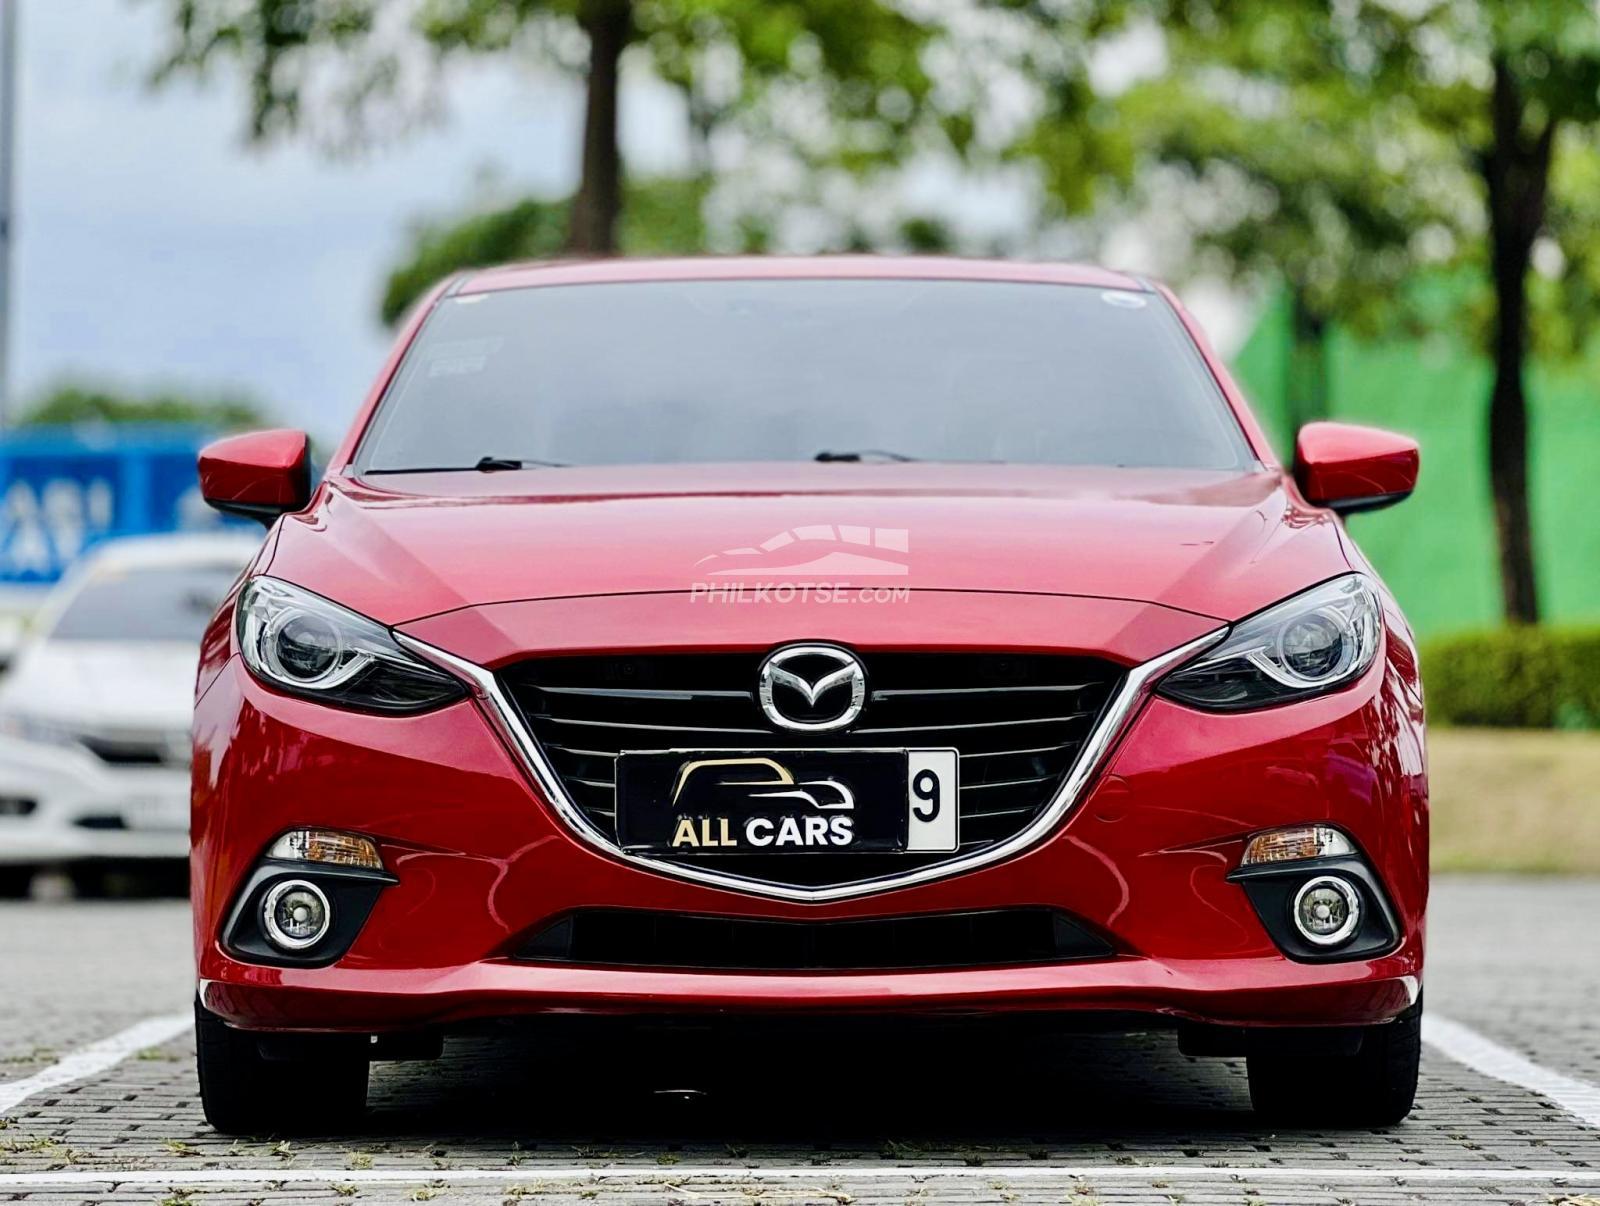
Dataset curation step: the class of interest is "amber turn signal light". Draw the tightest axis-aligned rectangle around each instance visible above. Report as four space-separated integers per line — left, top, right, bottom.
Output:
267 828 385 871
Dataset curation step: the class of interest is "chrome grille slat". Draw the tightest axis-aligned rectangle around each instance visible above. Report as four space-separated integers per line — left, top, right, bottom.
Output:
959 743 1075 760
499 651 1124 891
852 712 1091 736
959 803 1041 818
962 774 1057 790
870 683 1096 698
531 714 772 735
544 744 620 759
540 685 753 701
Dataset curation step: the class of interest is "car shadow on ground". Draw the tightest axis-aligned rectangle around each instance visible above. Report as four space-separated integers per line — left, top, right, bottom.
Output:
357 1026 1264 1151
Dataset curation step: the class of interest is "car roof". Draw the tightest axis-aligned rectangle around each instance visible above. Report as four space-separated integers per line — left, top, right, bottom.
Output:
457 255 1150 298
79 532 261 572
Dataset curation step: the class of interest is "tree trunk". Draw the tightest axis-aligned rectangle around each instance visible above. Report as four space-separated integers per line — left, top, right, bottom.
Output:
1285 286 1330 435
567 0 632 255
1482 57 1553 624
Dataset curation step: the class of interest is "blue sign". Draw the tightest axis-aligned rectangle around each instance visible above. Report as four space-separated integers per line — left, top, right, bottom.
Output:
0 425 243 585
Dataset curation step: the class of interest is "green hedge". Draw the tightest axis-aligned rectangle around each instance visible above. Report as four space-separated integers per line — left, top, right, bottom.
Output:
1421 626 1600 728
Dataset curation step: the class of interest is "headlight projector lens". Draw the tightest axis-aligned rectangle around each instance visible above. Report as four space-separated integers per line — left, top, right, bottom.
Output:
262 879 332 951
1291 875 1361 947
270 611 345 682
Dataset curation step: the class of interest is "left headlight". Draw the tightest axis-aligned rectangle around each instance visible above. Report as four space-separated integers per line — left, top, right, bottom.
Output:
236 577 465 714
1159 575 1382 711
0 710 85 749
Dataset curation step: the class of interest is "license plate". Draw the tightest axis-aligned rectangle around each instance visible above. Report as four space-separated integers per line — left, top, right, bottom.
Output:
616 748 958 855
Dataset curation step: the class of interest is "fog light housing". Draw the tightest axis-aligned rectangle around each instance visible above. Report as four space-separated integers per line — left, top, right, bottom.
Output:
262 879 332 951
1291 875 1361 946
268 829 384 870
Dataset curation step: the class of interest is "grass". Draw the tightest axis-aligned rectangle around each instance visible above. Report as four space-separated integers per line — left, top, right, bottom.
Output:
1430 728 1600 874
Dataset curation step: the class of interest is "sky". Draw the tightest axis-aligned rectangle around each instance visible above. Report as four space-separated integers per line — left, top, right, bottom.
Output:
7 1 1246 441
9 0 687 438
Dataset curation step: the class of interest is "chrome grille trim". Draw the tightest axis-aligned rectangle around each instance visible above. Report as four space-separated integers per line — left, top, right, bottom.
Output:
850 712 1092 735
394 630 1226 904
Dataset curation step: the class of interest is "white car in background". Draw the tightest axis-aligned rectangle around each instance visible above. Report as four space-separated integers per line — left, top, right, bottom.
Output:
0 533 260 896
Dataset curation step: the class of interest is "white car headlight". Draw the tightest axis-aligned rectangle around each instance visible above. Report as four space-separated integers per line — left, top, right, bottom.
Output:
236 577 465 714
0 710 85 749
1160 575 1383 711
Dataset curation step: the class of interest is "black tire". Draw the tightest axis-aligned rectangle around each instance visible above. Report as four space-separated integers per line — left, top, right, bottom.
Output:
0 865 35 899
195 998 369 1136
1247 1002 1421 1128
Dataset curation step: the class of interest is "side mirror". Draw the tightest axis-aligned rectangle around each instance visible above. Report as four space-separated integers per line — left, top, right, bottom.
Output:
198 430 313 525
1294 421 1419 515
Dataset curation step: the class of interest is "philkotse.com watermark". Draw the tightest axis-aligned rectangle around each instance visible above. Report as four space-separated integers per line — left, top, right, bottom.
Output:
690 524 912 604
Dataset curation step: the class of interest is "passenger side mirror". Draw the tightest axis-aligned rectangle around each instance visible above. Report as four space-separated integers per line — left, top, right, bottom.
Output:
198 430 313 525
1294 422 1419 515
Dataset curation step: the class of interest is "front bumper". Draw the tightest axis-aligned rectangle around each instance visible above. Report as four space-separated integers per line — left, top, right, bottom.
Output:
0 734 189 864
201 948 1418 1033
193 592 1428 1035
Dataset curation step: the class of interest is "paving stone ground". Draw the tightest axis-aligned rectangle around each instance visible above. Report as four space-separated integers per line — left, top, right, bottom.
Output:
0 877 1596 1204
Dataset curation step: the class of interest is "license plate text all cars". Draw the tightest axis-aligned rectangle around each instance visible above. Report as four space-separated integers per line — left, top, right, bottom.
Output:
616 748 959 854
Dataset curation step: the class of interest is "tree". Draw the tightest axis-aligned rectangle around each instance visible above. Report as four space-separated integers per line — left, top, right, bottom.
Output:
380 176 705 323
17 382 268 430
1121 0 1600 625
1117 21 1468 432
1376 3 1600 625
149 0 940 255
1464 15 1600 625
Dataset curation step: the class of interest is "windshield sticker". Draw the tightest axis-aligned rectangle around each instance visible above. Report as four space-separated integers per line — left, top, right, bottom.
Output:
425 336 504 378
1101 291 1148 310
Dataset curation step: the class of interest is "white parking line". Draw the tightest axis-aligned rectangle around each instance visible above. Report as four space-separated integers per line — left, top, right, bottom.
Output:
0 1012 190 1114
1424 1013 1600 1130
0 1166 1596 1189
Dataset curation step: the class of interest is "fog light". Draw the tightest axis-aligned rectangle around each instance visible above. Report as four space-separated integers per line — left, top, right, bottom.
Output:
268 829 384 870
1241 824 1355 866
1292 875 1361 946
262 879 332 951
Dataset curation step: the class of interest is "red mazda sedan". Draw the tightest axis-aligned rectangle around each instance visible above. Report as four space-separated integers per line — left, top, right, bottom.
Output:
191 257 1425 1134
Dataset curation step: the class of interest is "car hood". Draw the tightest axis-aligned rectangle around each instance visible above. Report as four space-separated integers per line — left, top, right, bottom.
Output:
266 463 1351 628
0 640 200 730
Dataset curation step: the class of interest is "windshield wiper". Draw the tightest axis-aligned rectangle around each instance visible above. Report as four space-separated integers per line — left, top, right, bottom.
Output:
813 449 919 463
472 456 569 471
363 457 570 475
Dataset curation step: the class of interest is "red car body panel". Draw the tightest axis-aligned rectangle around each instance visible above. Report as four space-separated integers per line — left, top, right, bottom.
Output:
194 257 1428 1039
264 465 1351 628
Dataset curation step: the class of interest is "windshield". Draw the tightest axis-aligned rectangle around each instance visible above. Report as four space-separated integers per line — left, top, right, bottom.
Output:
357 279 1255 472
49 563 241 642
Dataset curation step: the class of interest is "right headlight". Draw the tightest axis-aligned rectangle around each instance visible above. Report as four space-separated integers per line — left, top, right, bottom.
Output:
1159 575 1382 711
236 577 465 714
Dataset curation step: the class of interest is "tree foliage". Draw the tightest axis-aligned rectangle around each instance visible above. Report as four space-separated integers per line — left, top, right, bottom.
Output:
16 383 269 431
1113 0 1600 624
147 0 951 253
380 176 707 323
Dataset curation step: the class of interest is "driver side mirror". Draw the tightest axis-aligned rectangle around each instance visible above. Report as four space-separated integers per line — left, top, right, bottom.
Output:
1294 422 1419 515
198 430 313 525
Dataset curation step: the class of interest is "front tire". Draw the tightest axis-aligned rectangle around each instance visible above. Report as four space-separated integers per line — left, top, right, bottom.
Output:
1247 1001 1421 1128
195 998 369 1136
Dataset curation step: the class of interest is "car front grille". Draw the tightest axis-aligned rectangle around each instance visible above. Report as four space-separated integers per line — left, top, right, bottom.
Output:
498 650 1124 891
517 907 1113 971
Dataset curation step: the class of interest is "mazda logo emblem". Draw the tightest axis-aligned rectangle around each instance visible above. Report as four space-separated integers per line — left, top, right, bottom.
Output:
757 644 866 732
